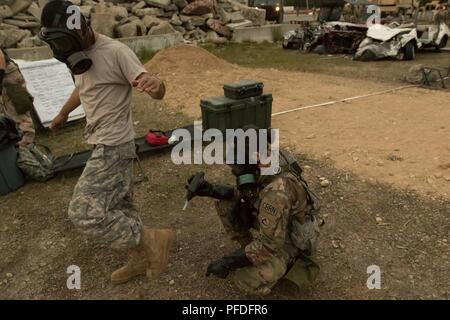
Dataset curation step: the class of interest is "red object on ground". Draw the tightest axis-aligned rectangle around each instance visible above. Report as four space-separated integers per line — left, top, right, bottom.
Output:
145 130 169 146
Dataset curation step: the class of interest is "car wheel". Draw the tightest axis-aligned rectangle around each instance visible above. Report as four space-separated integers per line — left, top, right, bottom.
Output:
403 42 415 61
438 35 448 49
282 40 293 49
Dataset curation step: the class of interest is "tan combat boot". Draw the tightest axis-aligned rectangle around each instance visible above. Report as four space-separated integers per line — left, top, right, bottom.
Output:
141 227 175 278
110 241 148 285
110 227 175 284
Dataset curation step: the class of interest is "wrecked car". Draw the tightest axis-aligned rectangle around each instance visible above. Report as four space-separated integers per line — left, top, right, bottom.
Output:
354 24 421 61
282 25 322 50
416 22 450 50
282 22 367 54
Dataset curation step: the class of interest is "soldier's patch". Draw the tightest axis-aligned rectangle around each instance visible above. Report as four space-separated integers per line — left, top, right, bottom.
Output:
262 202 278 216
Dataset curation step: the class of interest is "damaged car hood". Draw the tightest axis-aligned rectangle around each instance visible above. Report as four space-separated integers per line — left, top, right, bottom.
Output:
366 24 415 42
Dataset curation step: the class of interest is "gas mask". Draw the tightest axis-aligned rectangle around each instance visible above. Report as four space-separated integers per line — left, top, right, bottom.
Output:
230 164 259 204
39 25 92 75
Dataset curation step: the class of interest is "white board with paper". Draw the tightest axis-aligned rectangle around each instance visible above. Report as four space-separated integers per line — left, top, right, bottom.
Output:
13 58 85 127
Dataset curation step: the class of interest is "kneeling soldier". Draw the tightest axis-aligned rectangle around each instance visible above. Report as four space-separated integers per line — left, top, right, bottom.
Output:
187 129 321 296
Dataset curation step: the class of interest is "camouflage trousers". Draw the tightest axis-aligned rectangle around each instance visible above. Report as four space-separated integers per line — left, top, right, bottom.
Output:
0 68 35 146
215 199 293 296
68 141 143 250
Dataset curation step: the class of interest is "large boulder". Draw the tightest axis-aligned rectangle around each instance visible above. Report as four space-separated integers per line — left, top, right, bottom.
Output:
170 13 182 26
3 18 40 28
17 35 43 48
134 7 163 17
91 12 116 38
9 0 31 15
26 1 41 20
219 8 245 23
181 0 212 16
147 21 176 35
206 18 231 38
189 16 207 26
0 28 30 47
145 0 171 9
116 20 147 38
0 5 13 19
141 14 163 28
173 0 187 9
131 1 146 12
109 5 129 21
79 5 93 18
241 7 266 26
206 30 227 44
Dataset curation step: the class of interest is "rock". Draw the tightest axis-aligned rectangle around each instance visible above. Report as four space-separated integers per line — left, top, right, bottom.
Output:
6 273 13 278
186 27 206 40
173 25 185 34
206 18 231 38
109 5 129 21
9 0 31 15
320 179 331 187
26 1 41 20
183 20 195 31
219 7 244 23
116 21 147 38
165 4 178 12
226 19 252 30
179 14 190 23
145 0 171 9
91 12 116 38
173 0 187 9
241 6 266 26
170 13 182 26
169 279 175 285
0 22 18 29
71 0 82 5
405 65 425 84
306 134 315 139
331 240 340 249
17 35 42 48
434 172 443 179
182 0 212 16
132 1 146 12
148 21 176 35
142 15 163 29
206 30 226 44
3 18 40 28
375 216 383 224
444 176 450 182
79 5 93 18
189 16 206 26
0 28 30 47
0 5 13 19
134 7 163 18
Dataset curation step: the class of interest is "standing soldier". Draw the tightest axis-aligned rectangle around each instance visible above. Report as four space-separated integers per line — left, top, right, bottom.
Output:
187 128 321 296
0 48 35 146
38 0 174 284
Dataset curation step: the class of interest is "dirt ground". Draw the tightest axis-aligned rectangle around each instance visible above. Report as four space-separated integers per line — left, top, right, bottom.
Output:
0 44 449 300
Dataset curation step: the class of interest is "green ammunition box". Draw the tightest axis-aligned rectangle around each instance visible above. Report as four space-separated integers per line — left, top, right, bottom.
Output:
200 93 273 133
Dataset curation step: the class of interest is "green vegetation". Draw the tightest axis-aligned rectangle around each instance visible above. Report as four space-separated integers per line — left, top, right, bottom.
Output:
202 42 450 84
136 46 156 63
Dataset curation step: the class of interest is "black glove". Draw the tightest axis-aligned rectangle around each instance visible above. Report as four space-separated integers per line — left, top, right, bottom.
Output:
206 248 252 279
186 175 234 200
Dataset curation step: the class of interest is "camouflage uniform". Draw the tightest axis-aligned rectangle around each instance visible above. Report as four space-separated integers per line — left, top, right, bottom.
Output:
68 141 144 250
0 51 35 146
216 151 320 295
